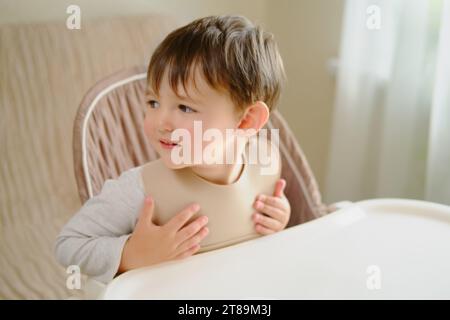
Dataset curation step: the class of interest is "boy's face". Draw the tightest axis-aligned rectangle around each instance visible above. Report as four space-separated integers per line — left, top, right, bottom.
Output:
144 66 243 169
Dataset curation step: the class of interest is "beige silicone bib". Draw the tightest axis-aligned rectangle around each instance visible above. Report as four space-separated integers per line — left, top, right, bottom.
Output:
141 144 281 253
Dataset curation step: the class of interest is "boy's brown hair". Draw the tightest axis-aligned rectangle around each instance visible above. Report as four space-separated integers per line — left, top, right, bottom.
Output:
147 15 286 113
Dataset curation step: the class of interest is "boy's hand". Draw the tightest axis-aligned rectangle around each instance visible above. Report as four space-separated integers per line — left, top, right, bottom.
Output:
118 196 209 274
252 179 291 235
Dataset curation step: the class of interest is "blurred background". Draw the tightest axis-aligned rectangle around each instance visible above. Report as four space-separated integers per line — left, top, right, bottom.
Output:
1 0 449 299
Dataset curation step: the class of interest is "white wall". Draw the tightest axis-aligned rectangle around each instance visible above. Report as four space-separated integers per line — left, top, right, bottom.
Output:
265 0 344 192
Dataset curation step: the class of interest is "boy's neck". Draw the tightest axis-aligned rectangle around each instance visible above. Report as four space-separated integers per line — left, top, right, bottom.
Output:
189 142 246 185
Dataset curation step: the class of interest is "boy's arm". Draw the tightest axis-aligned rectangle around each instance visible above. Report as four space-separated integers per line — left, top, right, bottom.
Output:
54 167 145 284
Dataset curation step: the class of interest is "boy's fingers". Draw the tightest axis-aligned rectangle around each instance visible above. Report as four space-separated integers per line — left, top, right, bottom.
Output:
254 223 275 235
253 200 286 221
175 226 209 256
166 203 201 231
255 195 285 211
173 244 200 260
273 179 286 198
140 196 154 222
253 212 283 230
175 215 208 244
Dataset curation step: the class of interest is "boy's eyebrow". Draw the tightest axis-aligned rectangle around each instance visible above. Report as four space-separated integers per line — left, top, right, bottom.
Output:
177 93 202 105
145 89 202 105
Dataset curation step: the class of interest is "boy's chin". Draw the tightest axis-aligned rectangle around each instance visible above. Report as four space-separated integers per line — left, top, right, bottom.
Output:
159 155 190 170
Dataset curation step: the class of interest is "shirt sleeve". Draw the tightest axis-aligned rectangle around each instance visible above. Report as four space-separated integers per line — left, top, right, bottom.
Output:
54 166 146 284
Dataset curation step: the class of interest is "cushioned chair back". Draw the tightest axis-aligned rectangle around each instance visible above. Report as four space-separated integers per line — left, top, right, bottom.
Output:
73 66 329 227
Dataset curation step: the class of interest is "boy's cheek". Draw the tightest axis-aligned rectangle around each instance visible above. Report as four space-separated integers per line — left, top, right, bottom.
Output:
143 118 154 140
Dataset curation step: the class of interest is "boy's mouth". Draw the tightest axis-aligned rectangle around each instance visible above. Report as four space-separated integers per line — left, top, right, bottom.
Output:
159 139 179 149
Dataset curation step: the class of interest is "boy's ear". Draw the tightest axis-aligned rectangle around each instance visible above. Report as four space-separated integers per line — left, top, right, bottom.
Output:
237 101 270 132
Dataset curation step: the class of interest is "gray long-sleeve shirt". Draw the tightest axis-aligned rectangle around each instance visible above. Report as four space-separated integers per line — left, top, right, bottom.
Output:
54 165 145 284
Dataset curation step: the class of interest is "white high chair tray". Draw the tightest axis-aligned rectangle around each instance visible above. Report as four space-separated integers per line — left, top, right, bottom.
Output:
101 198 450 299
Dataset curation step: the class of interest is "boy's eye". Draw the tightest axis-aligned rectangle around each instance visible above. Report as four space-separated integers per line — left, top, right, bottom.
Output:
147 100 159 109
179 104 196 113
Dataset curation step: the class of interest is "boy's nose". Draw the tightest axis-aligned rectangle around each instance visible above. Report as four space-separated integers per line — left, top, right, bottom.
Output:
158 126 173 135
157 112 175 133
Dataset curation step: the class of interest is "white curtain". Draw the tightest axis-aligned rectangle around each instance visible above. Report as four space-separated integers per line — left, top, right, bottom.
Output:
426 0 450 205
325 0 450 205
